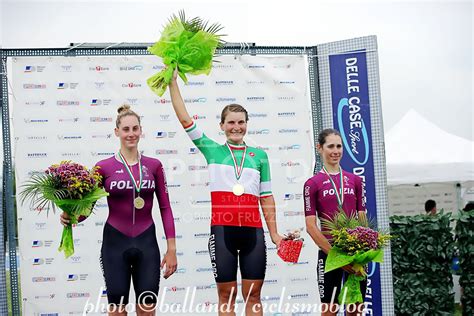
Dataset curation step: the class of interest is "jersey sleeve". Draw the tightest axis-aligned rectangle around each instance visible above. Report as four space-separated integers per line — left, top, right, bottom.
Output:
354 175 367 213
154 160 176 239
184 121 220 163
259 151 272 198
304 178 317 217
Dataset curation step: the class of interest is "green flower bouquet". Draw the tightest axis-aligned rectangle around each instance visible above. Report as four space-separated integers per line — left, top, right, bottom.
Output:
147 11 225 96
321 210 392 304
19 161 108 258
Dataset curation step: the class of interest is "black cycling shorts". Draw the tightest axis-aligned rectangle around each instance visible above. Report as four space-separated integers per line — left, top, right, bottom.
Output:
100 223 161 305
208 225 266 283
317 250 367 304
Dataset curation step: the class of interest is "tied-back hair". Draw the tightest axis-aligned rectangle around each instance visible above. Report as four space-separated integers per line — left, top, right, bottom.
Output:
318 128 341 146
116 104 140 127
220 104 249 124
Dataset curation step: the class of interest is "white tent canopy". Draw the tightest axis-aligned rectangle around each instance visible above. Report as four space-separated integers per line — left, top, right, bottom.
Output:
385 109 474 185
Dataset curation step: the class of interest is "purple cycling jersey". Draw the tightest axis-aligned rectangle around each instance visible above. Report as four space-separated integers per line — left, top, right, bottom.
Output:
304 169 365 233
96 154 175 238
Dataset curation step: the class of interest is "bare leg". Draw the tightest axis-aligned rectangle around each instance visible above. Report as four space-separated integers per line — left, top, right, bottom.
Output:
241 279 263 316
217 281 238 316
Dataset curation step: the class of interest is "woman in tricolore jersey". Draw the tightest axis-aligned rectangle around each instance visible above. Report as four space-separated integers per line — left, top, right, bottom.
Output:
304 128 367 316
169 70 283 316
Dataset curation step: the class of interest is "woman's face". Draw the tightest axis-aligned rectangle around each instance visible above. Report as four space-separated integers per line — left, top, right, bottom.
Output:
317 134 343 166
220 111 247 144
115 115 142 151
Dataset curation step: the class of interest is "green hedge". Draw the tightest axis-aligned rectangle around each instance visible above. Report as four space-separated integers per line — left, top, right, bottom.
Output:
390 213 455 316
455 210 474 316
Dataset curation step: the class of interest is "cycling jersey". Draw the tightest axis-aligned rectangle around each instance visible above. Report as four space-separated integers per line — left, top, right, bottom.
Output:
185 121 272 227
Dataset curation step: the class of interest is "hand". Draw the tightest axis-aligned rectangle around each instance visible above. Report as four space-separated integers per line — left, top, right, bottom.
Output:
60 212 70 227
161 250 178 279
342 264 364 276
271 233 284 248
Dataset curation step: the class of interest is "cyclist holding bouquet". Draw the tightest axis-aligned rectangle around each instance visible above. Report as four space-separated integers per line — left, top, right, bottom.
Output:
61 105 177 316
304 128 367 316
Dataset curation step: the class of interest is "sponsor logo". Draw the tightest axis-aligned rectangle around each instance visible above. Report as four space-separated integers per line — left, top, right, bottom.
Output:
61 65 73 72
279 128 298 134
256 146 270 151
190 199 211 205
166 286 186 292
213 64 233 70
119 65 143 71
336 97 370 165
90 117 113 122
245 64 265 69
152 65 165 70
57 82 79 89
66 292 90 298
90 152 114 157
246 80 265 85
167 184 181 188
188 147 198 154
273 64 291 69
27 136 48 141
277 112 296 117
247 129 270 135
195 250 209 255
33 258 54 265
194 233 210 238
24 65 45 72
89 66 109 72
277 96 296 101
91 133 112 139
216 97 236 103
246 96 265 102
283 193 303 201
23 84 46 89
281 161 301 167
35 222 47 230
57 100 80 106
184 97 207 103
192 114 206 120
215 80 234 85
127 98 139 105
58 117 79 123
61 153 82 158
32 276 56 282
155 98 171 104
33 294 55 300
25 100 46 106
290 293 309 299
279 144 301 150
190 182 210 187
27 153 47 158
159 114 171 121
248 113 267 118
24 118 48 123
273 80 296 85
186 81 205 86
90 99 112 106
57 135 82 140
122 82 142 88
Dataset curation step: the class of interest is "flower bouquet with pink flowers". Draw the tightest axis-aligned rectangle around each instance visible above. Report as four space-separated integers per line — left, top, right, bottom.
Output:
20 161 108 258
321 210 391 304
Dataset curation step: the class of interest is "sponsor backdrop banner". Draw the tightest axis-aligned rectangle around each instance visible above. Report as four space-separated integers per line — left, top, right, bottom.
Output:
11 54 319 315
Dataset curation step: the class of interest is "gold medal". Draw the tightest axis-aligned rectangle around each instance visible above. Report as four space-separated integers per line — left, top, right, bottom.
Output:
134 196 145 209
232 183 245 196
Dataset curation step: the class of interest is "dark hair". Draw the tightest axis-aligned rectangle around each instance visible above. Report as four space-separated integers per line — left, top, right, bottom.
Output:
463 201 474 212
424 199 436 213
220 104 248 124
116 104 140 128
318 128 341 146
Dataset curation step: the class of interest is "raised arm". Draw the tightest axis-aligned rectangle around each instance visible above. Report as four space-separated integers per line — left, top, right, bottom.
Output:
169 70 193 128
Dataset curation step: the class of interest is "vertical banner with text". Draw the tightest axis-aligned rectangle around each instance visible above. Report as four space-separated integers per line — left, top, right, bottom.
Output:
329 50 382 315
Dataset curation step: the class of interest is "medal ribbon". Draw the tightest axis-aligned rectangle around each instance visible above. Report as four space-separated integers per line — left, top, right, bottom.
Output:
226 143 247 181
322 165 344 207
118 151 143 193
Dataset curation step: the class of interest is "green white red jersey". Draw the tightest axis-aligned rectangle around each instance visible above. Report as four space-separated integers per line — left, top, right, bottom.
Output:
185 121 272 227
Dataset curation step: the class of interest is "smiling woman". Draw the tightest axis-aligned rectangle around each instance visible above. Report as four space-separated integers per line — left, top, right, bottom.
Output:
59 104 178 316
